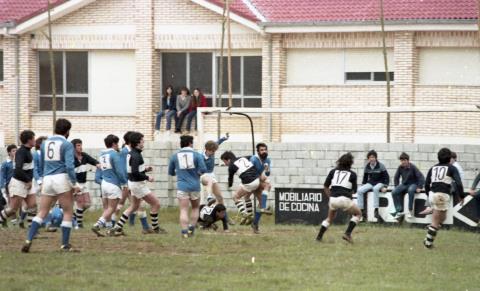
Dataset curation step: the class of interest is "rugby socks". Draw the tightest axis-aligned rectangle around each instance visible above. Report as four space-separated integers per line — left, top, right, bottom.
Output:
75 208 85 228
115 213 129 230
150 212 159 230
61 221 73 246
27 209 36 228
345 216 359 236
94 216 106 228
254 211 262 225
0 209 10 223
20 209 27 223
139 211 149 230
129 212 136 226
27 217 43 241
245 200 253 216
111 214 117 227
317 220 330 241
105 221 113 229
188 224 195 236
261 192 268 209
234 201 245 214
424 225 438 248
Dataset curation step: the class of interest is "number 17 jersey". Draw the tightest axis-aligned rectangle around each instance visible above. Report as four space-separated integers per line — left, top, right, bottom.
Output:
324 168 357 198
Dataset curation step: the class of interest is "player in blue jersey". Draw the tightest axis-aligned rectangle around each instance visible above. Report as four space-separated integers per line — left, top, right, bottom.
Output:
91 134 127 237
168 135 207 238
0 131 37 228
0 144 17 220
199 136 228 204
22 119 81 253
249 143 273 225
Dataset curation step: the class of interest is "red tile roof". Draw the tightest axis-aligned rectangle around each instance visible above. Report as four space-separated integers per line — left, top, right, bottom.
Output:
205 0 260 22
250 0 478 23
0 0 65 25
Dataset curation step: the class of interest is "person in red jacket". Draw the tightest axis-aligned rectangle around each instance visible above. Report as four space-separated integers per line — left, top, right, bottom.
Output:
186 88 207 133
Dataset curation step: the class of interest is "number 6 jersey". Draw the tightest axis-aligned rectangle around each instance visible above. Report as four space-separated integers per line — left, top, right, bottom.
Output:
425 163 464 196
40 135 77 185
324 168 358 198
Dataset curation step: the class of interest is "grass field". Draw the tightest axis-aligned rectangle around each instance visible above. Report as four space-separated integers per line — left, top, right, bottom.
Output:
0 208 478 291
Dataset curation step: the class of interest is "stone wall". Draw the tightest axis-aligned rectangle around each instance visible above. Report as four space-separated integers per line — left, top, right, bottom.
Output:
2 142 478 209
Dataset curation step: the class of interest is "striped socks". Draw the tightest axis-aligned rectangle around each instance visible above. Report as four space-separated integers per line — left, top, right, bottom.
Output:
150 212 159 230
424 225 438 248
75 208 85 228
115 213 129 230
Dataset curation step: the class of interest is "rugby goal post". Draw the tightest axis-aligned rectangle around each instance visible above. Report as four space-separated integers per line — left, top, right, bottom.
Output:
196 105 480 146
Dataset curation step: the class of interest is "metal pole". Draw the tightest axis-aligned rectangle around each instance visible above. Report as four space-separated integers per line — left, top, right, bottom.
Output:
216 0 227 139
226 0 233 108
380 0 391 143
47 0 57 132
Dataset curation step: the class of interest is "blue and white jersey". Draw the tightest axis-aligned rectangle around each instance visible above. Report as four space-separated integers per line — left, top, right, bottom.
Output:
0 158 14 189
168 147 207 192
40 135 77 184
97 149 127 188
32 149 42 183
119 145 131 184
202 137 228 173
250 155 271 177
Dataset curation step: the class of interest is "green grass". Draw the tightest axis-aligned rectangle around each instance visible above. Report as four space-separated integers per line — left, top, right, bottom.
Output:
0 208 478 291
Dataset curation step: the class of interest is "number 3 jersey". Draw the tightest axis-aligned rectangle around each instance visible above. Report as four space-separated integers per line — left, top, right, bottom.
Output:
425 163 464 196
324 168 358 198
40 135 77 184
168 147 207 192
96 149 127 187
228 157 259 188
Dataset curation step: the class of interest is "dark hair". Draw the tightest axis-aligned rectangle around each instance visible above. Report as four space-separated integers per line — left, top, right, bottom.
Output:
438 148 452 164
220 151 236 161
205 140 219 151
129 132 144 148
336 152 354 170
20 130 35 145
123 131 135 145
6 144 17 154
164 85 174 97
216 204 226 213
104 134 120 148
35 136 47 150
180 135 194 148
367 150 377 159
256 142 268 152
399 152 409 161
180 87 190 95
451 151 457 160
71 139 82 147
54 118 72 135
191 88 203 107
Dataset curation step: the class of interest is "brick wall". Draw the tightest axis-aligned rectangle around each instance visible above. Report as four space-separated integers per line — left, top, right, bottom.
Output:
2 141 477 209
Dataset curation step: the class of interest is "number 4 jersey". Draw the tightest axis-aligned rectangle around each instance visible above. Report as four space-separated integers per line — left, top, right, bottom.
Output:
425 163 464 196
324 168 358 198
168 147 207 192
40 135 77 184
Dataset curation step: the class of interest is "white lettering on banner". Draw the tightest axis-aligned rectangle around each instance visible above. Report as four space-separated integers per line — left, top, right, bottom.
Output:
278 192 322 202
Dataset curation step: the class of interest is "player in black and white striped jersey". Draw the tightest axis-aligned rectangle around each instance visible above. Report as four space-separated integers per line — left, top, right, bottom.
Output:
220 151 263 234
423 148 464 249
316 152 361 243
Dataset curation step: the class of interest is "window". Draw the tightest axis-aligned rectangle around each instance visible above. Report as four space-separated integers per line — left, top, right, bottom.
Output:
162 52 262 108
419 48 480 85
0 50 3 82
346 72 394 82
39 51 89 111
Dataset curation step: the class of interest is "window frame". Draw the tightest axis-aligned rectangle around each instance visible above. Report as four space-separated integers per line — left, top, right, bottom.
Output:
161 51 262 108
0 50 3 84
38 51 90 113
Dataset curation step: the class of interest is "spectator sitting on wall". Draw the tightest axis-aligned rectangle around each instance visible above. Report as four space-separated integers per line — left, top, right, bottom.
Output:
175 87 192 134
155 85 177 135
391 152 425 220
355 150 389 222
185 88 207 134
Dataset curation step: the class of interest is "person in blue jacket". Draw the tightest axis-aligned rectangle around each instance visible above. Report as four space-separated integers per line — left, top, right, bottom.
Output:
0 144 17 215
169 135 207 238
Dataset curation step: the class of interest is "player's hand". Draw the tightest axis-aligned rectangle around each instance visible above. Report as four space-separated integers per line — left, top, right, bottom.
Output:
416 188 422 193
146 166 153 172
177 112 181 117
96 163 101 169
381 187 387 193
26 181 32 190
148 176 154 182
469 189 476 196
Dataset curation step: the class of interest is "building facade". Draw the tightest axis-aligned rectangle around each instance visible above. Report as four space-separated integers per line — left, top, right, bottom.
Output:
0 0 479 147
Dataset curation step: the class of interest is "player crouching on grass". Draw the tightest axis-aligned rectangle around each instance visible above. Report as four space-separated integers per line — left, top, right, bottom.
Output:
91 134 127 237
198 199 228 232
72 138 100 228
0 130 38 229
316 153 361 243
221 151 266 234
168 135 207 238
423 148 464 249
113 132 167 236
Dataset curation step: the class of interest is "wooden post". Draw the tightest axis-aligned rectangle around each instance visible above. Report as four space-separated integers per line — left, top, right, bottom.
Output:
216 0 227 139
226 0 233 108
47 0 57 132
380 0 391 143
